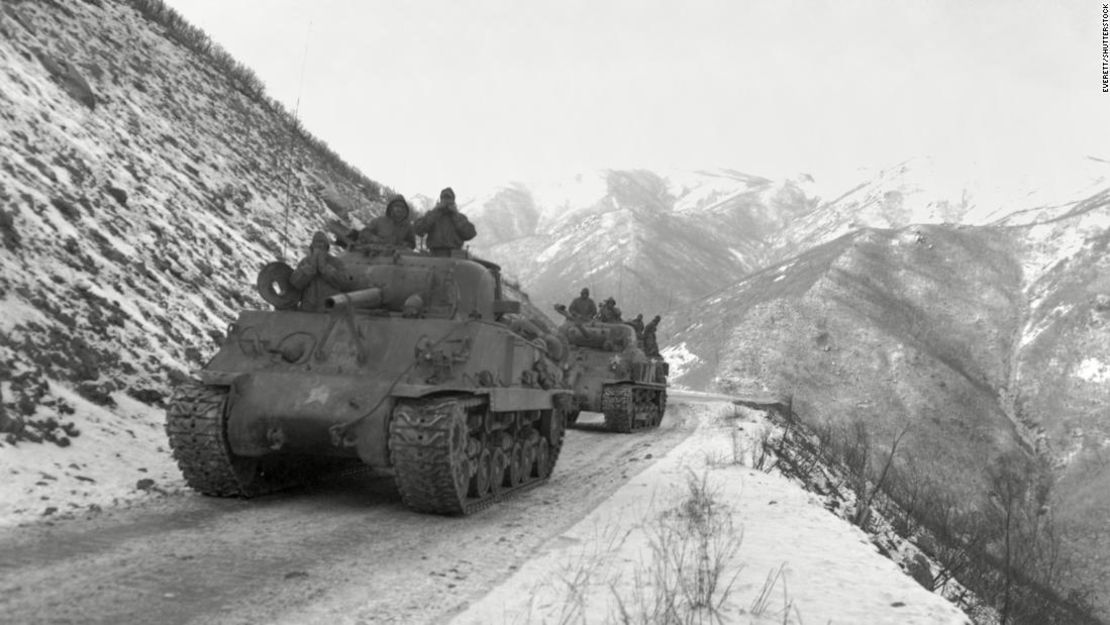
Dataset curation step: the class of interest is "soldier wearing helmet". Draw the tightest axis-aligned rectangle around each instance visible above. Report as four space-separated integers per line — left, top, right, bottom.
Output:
567 287 597 321
642 315 662 358
290 231 344 312
626 313 645 340
413 187 477 256
359 194 416 249
597 297 622 323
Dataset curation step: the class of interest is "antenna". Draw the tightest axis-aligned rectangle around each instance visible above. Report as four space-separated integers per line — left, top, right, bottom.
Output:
281 20 313 262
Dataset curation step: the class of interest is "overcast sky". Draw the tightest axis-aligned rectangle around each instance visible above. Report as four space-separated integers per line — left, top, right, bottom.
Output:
165 0 1107 196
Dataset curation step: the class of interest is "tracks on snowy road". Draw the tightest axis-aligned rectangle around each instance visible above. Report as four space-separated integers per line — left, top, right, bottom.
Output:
0 402 701 625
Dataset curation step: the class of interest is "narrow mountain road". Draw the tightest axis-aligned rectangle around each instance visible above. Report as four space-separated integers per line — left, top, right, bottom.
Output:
0 396 709 625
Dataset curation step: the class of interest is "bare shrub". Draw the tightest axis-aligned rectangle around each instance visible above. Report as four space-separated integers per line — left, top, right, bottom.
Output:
609 470 744 625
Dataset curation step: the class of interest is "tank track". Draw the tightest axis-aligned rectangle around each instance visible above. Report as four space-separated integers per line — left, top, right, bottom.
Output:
389 395 565 515
602 385 665 433
165 382 336 497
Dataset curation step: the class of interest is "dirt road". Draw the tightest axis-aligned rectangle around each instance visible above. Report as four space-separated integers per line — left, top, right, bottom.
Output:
0 398 706 625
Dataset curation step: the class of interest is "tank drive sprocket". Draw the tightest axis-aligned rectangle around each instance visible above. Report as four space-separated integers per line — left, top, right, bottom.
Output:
165 381 312 497
166 382 269 496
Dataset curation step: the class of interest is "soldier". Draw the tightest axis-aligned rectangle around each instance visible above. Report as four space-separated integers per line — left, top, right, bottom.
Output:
596 297 622 323
642 315 662 358
289 231 344 312
358 194 415 249
413 187 476 256
626 313 645 340
567 288 597 321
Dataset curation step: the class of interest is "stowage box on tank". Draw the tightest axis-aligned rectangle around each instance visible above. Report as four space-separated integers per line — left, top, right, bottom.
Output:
165 244 572 515
553 307 668 433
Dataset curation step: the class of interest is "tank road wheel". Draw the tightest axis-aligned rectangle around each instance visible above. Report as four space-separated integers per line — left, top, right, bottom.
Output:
534 438 552 479
521 432 538 479
165 381 277 497
506 442 526 487
389 397 477 515
489 448 508 496
537 408 566 477
468 448 492 498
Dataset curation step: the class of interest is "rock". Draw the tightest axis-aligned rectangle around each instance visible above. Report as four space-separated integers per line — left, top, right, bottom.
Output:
0 208 20 249
51 197 81 221
126 388 165 406
135 478 155 492
105 185 128 207
35 49 97 110
905 553 934 590
319 187 354 220
2 3 36 35
76 383 115 408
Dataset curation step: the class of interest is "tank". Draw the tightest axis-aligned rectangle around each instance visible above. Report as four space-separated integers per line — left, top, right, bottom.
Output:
164 243 572 515
553 306 668 433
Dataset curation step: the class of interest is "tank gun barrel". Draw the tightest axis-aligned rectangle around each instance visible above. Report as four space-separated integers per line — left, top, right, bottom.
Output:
324 288 384 312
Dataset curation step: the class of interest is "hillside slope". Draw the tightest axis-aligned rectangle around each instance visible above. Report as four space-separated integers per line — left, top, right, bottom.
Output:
0 0 383 444
663 206 1110 614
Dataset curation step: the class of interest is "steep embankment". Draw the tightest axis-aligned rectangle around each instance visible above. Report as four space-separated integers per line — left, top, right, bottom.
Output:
1003 193 1110 605
668 225 1028 501
665 199 1110 614
0 0 383 446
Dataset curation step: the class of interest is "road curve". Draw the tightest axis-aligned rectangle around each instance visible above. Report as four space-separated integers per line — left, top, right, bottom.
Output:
0 400 704 625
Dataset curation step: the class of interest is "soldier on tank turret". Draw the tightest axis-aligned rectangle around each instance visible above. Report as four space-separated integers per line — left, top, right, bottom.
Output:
597 297 622 323
642 315 662 358
413 187 476 256
568 288 597 321
359 194 415 249
626 313 645 340
289 231 344 312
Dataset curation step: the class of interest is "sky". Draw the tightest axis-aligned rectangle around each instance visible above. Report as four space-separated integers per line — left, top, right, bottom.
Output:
165 0 1108 197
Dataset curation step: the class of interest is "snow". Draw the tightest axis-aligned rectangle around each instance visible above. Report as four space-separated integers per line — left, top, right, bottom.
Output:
452 401 968 625
660 342 700 380
1075 358 1110 384
0 382 184 527
0 295 46 333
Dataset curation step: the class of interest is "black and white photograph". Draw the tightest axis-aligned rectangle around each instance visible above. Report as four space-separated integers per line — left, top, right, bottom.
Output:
0 1 1108 623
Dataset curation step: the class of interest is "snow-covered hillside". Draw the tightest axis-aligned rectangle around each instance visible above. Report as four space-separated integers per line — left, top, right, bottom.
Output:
0 0 383 455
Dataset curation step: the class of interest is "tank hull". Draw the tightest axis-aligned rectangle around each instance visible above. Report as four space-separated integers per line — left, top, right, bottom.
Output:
166 251 572 515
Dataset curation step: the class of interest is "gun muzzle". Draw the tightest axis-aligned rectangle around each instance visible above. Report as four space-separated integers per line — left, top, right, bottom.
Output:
324 288 384 312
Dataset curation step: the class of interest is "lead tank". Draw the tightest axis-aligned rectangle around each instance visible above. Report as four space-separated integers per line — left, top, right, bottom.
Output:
165 243 572 515
554 306 668 433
